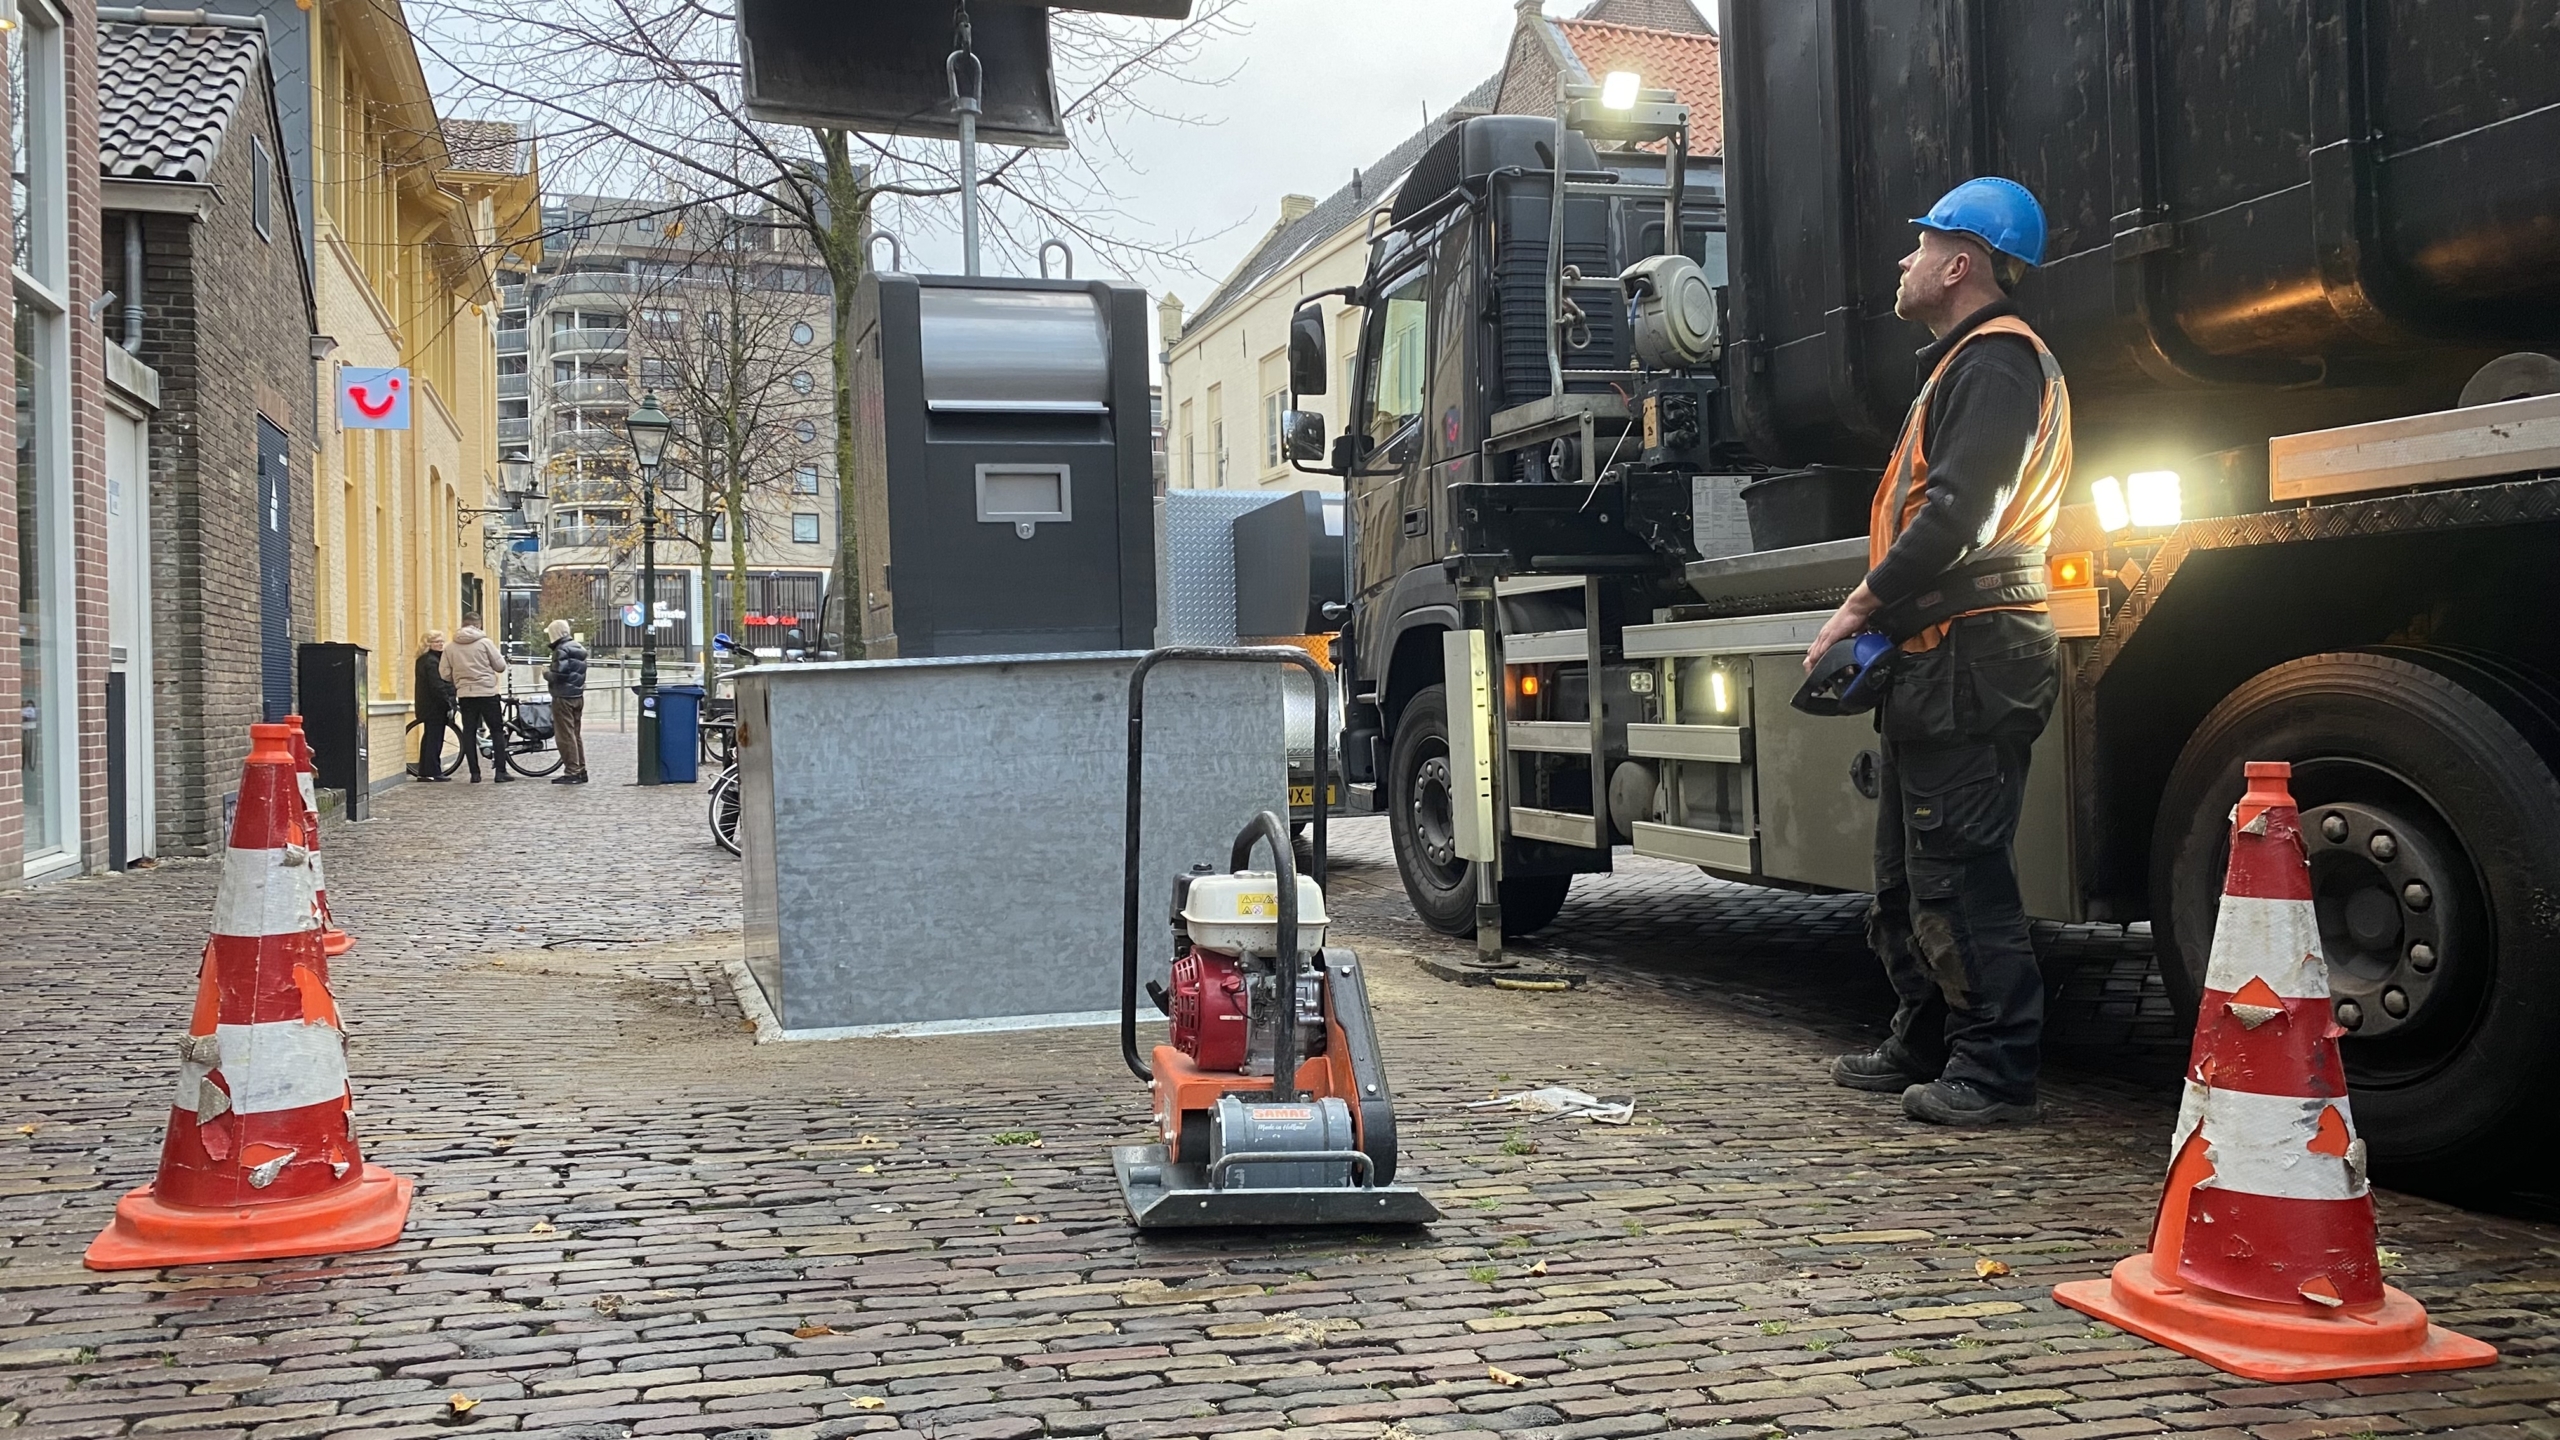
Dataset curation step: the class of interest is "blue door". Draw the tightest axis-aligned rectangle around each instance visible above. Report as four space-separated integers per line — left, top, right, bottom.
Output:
257 418 293 721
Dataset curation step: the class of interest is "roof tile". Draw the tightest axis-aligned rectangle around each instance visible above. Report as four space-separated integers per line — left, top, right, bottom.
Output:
1556 17 1722 152
97 22 265 185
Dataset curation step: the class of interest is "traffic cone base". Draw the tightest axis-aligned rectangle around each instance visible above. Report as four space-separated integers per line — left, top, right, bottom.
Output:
84 1163 411 1270
2056 1253 2496 1383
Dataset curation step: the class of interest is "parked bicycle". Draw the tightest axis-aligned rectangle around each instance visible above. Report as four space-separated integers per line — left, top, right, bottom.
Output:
408 691 564 779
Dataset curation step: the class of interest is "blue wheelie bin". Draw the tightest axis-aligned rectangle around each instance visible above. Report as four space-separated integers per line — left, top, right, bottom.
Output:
657 685 705 783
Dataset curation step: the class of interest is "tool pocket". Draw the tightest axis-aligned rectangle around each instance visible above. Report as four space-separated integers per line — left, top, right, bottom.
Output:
1900 743 2008 867
1880 642 1960 747
1950 614 2060 740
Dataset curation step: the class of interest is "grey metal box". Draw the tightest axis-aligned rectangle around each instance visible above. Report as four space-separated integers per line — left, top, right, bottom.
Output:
849 274 1157 658
1233 490 1345 638
734 652 1285 1036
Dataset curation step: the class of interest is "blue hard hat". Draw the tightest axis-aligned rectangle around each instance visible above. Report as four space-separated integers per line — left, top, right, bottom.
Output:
1912 177 2047 267
1791 631 1899 717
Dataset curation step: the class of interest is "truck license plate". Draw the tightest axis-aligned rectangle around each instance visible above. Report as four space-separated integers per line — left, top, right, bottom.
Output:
1290 784 1337 808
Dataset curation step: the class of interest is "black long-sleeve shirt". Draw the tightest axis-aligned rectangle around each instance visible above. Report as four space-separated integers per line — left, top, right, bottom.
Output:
1864 299 2046 610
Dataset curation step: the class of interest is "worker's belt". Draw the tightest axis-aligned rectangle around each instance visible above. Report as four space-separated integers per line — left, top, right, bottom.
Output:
1876 552 2049 643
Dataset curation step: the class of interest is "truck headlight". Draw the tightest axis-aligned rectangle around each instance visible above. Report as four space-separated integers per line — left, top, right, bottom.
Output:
2128 470 2182 527
2091 477 2130 534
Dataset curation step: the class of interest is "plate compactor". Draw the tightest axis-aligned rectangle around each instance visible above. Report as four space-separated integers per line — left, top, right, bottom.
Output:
1112 648 1440 1229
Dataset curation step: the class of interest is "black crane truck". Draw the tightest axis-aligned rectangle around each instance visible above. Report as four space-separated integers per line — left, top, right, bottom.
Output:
1277 0 2560 1193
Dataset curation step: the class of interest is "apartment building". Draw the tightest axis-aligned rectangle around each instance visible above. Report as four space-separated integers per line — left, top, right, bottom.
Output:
499 194 836 657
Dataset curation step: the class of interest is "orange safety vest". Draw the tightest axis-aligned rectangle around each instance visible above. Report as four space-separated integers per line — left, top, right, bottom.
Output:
1868 314 2073 651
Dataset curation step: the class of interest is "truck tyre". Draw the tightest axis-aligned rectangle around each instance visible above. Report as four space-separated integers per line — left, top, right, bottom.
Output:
2151 650 2560 1192
1388 685 1576 939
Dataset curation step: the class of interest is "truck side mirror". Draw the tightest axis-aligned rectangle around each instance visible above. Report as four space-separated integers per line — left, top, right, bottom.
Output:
1288 306 1327 396
1283 409 1328 464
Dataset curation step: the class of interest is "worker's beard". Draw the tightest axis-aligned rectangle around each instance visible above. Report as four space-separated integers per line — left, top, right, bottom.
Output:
1893 269 1942 324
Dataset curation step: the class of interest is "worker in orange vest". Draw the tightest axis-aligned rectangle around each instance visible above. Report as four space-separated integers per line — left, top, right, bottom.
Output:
1803 178 2073 1127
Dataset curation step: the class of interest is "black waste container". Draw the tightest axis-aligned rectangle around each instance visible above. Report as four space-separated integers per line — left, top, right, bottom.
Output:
297 643 372 819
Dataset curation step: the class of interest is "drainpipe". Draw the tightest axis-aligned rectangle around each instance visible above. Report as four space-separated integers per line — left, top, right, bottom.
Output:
123 213 145 352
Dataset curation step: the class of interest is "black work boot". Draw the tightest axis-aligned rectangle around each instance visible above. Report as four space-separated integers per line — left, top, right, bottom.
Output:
1830 1047 1930 1093
1902 1079 2041 1127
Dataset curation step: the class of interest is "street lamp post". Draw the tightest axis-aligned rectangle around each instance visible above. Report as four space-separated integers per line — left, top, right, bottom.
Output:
625 395 675 785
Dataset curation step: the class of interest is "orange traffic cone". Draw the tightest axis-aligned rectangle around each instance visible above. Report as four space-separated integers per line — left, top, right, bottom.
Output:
2054 761 2494 1381
283 715 353 956
85 724 411 1269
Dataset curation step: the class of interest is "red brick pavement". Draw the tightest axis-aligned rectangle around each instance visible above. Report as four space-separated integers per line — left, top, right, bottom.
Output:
2 733 2553 1440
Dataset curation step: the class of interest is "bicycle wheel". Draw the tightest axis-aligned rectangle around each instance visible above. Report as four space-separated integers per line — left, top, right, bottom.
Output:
507 736 564 777
708 768 742 856
407 720 465 778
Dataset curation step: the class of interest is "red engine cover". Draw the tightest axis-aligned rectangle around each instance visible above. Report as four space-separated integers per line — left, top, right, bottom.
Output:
1169 947 1250 1072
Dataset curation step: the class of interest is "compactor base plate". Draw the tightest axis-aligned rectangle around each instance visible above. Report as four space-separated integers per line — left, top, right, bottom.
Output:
1111 1144 1442 1229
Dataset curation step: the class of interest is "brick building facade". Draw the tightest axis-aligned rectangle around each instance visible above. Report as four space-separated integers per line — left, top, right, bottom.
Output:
6 0 114 882
98 16 321 858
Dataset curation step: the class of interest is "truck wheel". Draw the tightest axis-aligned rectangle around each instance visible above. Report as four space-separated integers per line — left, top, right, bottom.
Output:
1387 685 1577 938
2151 650 2560 1191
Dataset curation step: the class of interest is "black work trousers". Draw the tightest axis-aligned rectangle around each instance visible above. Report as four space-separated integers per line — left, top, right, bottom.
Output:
457 696 511 779
1869 609 2060 1104
414 707 452 777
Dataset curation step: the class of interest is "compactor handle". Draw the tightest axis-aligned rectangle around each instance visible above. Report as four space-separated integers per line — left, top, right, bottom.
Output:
1121 646 1331 1084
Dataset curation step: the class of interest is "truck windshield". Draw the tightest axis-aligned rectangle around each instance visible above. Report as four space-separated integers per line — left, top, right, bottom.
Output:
1363 266 1431 449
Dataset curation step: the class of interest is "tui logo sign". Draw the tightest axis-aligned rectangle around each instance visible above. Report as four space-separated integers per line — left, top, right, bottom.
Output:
339 366 412 430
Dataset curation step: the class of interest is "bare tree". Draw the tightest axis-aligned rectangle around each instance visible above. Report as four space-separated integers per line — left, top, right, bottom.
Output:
630 205 829 680
414 0 1244 657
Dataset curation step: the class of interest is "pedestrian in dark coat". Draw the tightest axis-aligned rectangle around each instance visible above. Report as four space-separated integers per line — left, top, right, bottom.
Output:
545 619 591 783
413 632 458 781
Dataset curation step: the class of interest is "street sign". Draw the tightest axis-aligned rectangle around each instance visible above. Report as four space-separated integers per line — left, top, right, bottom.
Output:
338 367 412 430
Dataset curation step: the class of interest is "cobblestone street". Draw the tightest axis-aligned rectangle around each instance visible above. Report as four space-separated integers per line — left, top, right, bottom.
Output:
5 730 2556 1440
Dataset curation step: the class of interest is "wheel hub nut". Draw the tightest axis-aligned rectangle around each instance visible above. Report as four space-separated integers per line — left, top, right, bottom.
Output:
2402 880 2433 912
2336 999 2366 1030
2368 831 2398 861
2408 941 2437 972
2381 986 2410 1018
2320 812 2350 843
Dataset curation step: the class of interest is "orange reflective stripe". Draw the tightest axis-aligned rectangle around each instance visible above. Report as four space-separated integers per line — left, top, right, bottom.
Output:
1867 315 2074 651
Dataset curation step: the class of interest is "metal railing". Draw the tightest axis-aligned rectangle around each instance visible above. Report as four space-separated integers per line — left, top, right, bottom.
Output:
497 417 531 444
498 374 529 399
542 271 645 300
547 328 629 356
497 328 528 355
548 377 631 406
547 428 627 456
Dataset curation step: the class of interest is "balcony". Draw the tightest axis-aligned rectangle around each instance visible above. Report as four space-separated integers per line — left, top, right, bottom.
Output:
549 377 631 407
498 284 526 310
550 477 633 507
497 328 528 356
547 327 628 357
547 428 628 457
497 418 531 445
543 271 645 301
548 525 622 552
498 374 528 399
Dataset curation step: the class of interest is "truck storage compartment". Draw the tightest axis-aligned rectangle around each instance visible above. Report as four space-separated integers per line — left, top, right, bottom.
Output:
1720 0 2560 495
1740 465 1875 550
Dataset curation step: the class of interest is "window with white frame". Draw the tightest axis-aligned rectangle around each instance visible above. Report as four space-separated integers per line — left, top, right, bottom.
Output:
10 0 77 864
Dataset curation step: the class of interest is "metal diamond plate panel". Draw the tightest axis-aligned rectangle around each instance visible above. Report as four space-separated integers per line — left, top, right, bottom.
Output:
1158 489 1289 645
